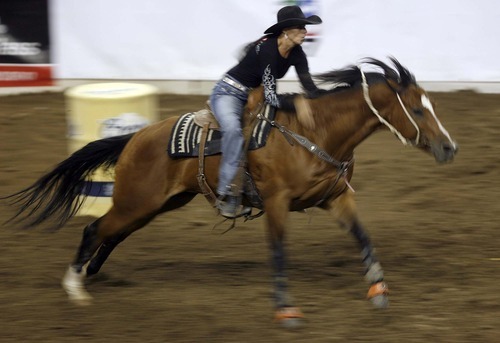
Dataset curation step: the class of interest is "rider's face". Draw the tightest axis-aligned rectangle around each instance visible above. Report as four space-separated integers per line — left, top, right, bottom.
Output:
284 25 307 45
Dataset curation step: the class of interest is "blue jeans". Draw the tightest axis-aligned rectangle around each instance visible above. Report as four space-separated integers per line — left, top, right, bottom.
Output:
209 77 249 196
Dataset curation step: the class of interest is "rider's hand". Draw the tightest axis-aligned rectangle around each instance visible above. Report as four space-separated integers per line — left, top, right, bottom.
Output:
294 95 315 130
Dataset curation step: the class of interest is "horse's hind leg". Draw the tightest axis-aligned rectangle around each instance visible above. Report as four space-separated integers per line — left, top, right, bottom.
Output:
62 210 156 305
85 215 154 277
62 218 103 304
86 192 197 276
326 191 389 308
85 231 130 277
62 192 197 305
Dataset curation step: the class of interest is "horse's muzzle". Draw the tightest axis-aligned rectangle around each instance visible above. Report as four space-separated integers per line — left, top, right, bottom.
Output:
432 140 458 163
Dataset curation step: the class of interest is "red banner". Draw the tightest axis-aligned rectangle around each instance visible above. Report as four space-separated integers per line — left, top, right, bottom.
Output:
0 64 52 87
0 0 52 87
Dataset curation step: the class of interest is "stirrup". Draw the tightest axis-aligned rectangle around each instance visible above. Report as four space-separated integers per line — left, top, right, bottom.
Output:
216 195 238 218
216 196 252 219
217 205 253 219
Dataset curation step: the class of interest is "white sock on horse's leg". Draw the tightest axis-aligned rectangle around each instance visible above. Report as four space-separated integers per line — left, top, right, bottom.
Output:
62 264 92 305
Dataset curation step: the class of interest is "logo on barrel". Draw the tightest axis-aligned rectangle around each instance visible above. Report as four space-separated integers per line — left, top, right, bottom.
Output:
99 112 150 138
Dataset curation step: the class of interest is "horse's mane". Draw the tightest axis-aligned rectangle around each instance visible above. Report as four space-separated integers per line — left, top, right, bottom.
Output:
314 57 416 94
278 57 416 126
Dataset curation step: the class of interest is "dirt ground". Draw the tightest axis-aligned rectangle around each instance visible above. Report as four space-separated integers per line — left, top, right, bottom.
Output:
0 89 499 343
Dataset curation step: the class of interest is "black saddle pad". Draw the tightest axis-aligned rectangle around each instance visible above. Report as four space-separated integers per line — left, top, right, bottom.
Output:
168 105 275 158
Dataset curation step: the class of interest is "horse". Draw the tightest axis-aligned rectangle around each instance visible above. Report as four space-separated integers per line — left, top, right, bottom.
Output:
2 57 457 328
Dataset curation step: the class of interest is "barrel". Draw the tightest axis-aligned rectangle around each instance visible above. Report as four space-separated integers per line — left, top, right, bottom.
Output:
65 82 159 217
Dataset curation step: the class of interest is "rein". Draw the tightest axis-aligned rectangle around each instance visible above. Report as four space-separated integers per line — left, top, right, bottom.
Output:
257 64 422 199
257 112 355 193
358 66 420 146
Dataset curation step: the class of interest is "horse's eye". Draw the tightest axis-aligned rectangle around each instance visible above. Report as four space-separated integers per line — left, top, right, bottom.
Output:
412 108 424 116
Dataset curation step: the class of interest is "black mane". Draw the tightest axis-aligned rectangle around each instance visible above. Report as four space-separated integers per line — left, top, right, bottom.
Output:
315 57 416 91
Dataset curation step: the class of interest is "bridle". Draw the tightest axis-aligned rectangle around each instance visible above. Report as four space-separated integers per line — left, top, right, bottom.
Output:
358 66 420 146
256 67 424 198
257 66 421 190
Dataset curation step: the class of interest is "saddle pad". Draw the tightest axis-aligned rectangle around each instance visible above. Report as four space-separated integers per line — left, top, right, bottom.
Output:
168 105 275 158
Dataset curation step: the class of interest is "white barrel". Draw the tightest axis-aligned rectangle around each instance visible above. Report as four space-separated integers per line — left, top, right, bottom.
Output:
65 82 159 217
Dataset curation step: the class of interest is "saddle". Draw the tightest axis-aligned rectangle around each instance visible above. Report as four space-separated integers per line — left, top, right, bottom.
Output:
168 101 274 157
167 87 270 212
192 102 219 129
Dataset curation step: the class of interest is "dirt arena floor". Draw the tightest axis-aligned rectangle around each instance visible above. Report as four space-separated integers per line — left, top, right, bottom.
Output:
0 89 499 342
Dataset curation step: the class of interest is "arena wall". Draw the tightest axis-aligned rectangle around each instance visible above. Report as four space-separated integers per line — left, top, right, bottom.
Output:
2 0 499 94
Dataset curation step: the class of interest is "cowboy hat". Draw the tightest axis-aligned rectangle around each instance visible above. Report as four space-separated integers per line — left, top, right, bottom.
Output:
264 5 322 34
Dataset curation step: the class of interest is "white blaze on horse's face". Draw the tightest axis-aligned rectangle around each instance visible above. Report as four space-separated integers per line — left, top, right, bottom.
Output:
421 94 457 149
420 94 435 116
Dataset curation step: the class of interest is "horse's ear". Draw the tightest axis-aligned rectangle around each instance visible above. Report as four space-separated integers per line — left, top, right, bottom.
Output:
387 79 402 93
246 85 264 113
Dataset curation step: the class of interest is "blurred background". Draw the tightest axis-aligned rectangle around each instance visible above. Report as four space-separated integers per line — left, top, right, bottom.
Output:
1 0 500 94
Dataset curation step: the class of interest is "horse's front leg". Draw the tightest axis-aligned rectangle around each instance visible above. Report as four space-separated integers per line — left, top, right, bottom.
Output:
264 194 304 328
325 191 389 308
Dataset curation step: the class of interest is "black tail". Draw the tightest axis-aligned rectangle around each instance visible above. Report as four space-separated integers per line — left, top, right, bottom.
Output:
2 133 134 229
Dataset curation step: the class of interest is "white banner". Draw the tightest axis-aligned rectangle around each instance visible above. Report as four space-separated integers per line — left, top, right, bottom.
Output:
51 0 500 82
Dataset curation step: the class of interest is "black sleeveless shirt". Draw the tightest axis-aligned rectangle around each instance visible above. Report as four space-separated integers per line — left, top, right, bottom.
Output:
226 36 318 108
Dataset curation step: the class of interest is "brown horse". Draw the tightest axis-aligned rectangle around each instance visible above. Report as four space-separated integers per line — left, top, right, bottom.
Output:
3 58 457 328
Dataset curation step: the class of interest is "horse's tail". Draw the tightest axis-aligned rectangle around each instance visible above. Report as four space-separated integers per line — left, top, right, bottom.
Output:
2 133 134 230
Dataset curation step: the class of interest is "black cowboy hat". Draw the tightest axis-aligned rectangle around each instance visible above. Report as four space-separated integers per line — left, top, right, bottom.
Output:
264 5 322 34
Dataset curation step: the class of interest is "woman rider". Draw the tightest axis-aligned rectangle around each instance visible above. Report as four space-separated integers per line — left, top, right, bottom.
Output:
210 5 323 218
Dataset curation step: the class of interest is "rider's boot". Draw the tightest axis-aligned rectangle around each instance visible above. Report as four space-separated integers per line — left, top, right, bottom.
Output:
216 186 251 219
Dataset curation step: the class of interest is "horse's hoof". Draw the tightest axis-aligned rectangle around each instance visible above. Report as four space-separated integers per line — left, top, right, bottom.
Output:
280 317 303 329
370 294 389 309
274 307 304 329
62 265 93 306
68 293 93 306
367 281 389 309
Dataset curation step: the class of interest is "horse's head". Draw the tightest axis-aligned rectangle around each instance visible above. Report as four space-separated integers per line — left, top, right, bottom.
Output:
372 58 458 163
317 58 458 163
387 80 458 163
